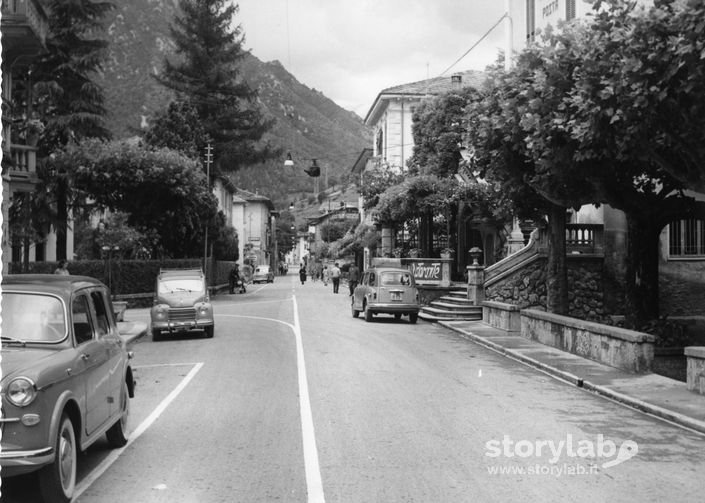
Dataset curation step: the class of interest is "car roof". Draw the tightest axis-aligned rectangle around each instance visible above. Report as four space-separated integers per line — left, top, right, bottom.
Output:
158 268 204 279
365 267 412 274
2 274 106 294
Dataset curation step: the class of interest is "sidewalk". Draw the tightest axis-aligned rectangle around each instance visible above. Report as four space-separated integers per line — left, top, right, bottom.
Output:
439 320 705 435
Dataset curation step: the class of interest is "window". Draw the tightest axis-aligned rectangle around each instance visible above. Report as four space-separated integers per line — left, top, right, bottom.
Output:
565 0 576 20
526 0 536 43
73 295 94 344
669 219 705 257
91 291 110 335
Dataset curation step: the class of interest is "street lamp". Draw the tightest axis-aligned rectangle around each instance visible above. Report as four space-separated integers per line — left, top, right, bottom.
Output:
101 245 120 291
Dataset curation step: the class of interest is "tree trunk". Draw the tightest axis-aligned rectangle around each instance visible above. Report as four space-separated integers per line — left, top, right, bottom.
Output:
546 204 568 315
624 213 661 328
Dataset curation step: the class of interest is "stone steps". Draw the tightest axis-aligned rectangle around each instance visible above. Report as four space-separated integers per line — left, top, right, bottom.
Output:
419 289 483 322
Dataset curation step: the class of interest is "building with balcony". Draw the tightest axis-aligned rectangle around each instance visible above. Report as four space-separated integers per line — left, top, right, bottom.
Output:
1 0 50 270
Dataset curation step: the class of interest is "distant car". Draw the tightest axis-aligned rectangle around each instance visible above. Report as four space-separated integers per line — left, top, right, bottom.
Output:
150 268 214 339
0 274 134 503
351 266 420 323
252 265 274 284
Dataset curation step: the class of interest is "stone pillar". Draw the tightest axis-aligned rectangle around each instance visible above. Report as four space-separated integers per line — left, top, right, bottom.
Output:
440 257 451 287
381 226 394 256
466 264 485 305
507 216 525 255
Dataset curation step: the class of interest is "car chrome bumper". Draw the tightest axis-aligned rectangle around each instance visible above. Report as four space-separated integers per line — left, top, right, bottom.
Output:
0 446 54 474
368 303 419 313
152 320 214 331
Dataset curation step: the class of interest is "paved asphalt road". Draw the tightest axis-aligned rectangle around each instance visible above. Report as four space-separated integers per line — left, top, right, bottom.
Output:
4 271 705 502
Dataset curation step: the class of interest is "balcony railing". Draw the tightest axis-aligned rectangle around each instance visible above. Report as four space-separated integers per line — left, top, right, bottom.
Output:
1 0 49 51
566 224 603 254
9 143 37 181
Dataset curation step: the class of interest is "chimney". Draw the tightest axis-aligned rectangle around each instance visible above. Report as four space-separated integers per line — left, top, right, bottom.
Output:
451 73 462 87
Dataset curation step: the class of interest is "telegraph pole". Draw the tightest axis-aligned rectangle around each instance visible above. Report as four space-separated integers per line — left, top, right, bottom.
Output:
204 143 213 280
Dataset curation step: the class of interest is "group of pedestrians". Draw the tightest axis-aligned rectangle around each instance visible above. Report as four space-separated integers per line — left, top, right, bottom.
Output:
297 261 360 295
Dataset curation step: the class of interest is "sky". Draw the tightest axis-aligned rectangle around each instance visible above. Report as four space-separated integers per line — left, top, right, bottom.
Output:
236 0 508 119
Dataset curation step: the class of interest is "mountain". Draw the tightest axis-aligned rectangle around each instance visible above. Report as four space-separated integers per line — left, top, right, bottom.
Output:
97 0 371 207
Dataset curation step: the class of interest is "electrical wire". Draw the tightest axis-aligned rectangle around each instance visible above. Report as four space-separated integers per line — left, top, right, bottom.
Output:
439 13 508 77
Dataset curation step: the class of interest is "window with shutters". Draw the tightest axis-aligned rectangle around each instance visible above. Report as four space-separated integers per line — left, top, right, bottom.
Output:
669 219 705 258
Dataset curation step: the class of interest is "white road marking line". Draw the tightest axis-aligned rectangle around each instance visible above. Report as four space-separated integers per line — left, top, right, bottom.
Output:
218 300 326 502
292 294 326 503
72 362 204 501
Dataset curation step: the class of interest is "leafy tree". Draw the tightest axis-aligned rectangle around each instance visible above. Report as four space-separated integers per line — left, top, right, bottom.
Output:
467 0 705 325
27 0 115 260
46 139 218 258
156 0 278 174
143 100 210 159
357 164 404 211
407 87 478 178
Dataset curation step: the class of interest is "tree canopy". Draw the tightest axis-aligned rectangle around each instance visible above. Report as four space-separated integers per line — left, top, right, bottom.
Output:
156 0 278 173
464 0 705 325
47 139 218 258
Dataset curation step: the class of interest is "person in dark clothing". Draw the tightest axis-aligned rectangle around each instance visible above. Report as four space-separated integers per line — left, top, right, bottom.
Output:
229 264 241 294
348 263 360 296
299 263 307 285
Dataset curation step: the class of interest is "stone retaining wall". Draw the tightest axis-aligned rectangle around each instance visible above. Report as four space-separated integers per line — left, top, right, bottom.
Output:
685 347 705 394
482 300 520 333
485 256 607 322
521 309 655 373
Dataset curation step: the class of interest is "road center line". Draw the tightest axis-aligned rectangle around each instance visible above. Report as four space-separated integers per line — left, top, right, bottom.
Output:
292 294 326 503
73 362 204 501
216 308 326 502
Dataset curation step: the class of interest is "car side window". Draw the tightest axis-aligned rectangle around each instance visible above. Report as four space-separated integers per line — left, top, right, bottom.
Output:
73 295 94 345
90 291 111 336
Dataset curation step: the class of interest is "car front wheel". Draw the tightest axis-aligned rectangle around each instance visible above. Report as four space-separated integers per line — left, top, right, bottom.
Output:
106 379 130 447
204 325 214 338
39 413 76 503
409 312 418 324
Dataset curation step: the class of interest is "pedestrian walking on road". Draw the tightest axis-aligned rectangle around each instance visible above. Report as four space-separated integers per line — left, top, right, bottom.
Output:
330 262 341 293
299 263 307 285
322 265 329 286
348 263 360 296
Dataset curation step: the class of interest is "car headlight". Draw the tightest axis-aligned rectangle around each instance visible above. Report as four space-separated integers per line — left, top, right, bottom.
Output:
152 306 167 320
7 377 37 407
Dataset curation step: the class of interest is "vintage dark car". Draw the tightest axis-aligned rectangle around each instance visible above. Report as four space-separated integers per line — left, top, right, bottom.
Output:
351 266 420 323
150 267 214 339
0 274 135 503
252 264 274 284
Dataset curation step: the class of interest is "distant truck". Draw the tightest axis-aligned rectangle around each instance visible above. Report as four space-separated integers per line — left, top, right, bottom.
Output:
150 268 214 340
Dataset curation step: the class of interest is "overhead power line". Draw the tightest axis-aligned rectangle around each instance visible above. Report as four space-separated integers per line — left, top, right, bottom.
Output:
439 13 508 77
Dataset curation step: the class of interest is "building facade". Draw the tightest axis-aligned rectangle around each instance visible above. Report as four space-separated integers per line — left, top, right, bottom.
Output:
231 189 275 269
1 0 50 270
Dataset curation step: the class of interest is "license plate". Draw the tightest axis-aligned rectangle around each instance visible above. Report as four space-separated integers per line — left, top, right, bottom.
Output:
391 292 402 301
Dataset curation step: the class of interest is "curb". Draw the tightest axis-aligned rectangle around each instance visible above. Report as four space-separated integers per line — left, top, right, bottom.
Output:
440 321 705 436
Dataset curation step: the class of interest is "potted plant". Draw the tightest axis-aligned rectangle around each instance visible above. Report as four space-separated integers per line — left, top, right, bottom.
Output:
22 118 45 146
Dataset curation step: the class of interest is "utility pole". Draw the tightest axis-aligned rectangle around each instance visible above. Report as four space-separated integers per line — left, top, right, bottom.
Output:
204 143 213 280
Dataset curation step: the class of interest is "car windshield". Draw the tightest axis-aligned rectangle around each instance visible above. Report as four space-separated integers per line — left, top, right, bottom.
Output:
158 278 204 294
1 292 67 344
380 271 413 286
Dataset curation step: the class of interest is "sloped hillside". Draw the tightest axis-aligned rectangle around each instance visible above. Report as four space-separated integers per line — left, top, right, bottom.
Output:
96 0 371 207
